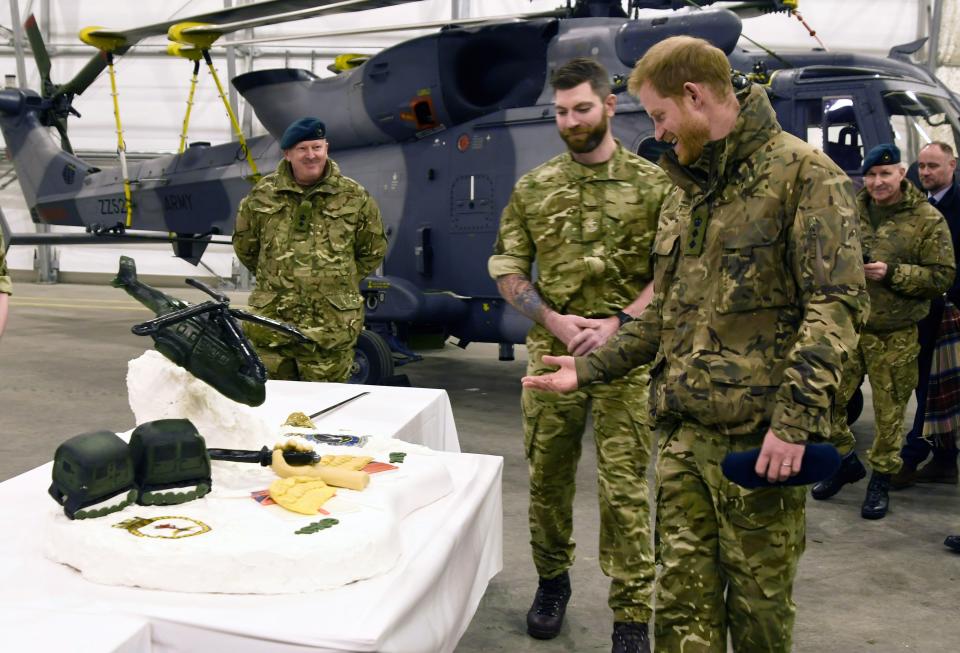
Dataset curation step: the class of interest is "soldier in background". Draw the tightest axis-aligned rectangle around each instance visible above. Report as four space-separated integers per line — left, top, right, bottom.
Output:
812 144 954 519
0 230 10 338
233 117 387 382
522 37 867 652
489 58 670 652
892 141 960 488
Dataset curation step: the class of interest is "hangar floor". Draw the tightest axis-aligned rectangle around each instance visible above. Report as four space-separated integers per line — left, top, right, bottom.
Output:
1 281 958 652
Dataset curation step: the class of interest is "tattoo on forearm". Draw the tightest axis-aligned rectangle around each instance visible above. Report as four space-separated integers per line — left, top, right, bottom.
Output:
496 274 548 324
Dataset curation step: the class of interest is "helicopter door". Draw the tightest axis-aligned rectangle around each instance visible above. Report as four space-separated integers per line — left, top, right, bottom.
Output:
802 97 865 179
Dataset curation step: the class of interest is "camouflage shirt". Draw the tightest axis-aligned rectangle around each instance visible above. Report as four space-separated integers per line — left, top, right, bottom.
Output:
576 85 869 443
233 159 387 347
0 231 11 295
858 180 955 332
488 142 671 348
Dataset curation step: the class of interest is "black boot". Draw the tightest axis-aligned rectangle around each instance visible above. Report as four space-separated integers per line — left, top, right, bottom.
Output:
861 472 891 519
945 535 960 553
811 451 866 500
526 571 571 639
612 622 650 653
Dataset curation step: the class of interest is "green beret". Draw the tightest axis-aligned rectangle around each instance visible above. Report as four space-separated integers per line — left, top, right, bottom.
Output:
861 143 900 175
280 117 326 150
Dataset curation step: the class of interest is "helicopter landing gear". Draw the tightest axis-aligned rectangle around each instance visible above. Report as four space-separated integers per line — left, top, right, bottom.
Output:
349 329 394 385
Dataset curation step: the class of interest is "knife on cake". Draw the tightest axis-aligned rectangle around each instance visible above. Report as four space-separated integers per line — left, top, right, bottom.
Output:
207 445 317 466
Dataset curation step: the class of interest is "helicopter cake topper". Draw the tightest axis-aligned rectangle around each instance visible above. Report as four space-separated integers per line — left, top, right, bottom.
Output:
113 255 309 406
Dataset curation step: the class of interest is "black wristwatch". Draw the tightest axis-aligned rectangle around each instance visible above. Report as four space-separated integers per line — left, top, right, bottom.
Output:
616 310 633 327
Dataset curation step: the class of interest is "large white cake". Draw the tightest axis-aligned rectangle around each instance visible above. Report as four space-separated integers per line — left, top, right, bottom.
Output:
44 352 453 594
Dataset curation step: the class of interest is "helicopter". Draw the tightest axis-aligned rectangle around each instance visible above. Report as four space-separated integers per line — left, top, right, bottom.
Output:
2 0 959 387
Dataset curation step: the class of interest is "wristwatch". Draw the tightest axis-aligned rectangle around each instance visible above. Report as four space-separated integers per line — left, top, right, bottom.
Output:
615 310 633 327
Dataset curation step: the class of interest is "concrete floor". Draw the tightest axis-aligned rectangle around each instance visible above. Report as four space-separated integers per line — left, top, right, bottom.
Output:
1 281 959 652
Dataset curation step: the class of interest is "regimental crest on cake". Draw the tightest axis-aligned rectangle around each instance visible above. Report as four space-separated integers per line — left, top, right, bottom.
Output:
113 515 211 539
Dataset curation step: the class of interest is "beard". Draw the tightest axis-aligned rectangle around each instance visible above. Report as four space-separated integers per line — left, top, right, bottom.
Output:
560 113 609 154
673 118 711 165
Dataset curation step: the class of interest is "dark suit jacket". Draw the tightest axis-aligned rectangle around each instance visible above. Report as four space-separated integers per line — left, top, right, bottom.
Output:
932 183 960 305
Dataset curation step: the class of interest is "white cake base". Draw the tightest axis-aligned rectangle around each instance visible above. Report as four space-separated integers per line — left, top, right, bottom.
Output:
45 352 454 594
45 437 452 594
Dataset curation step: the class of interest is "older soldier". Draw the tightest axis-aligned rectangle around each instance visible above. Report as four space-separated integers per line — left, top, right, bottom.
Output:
523 36 867 652
0 230 10 338
813 144 954 519
892 141 960 487
233 118 387 382
488 58 670 652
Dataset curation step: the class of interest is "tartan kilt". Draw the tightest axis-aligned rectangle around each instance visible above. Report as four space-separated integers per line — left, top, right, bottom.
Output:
923 300 960 450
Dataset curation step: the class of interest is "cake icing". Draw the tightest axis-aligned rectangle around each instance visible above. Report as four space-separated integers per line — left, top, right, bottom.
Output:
46 350 453 593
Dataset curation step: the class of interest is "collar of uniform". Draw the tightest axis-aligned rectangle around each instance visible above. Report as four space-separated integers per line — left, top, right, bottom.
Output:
856 177 929 219
273 159 340 194
562 140 632 181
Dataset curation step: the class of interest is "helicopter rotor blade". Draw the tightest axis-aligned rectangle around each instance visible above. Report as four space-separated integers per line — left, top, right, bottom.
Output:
52 116 75 154
23 14 52 94
173 0 430 40
54 50 111 99
225 7 567 47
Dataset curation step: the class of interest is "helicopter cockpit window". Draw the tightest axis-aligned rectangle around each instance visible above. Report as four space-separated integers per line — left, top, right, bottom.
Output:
804 97 864 174
883 91 960 168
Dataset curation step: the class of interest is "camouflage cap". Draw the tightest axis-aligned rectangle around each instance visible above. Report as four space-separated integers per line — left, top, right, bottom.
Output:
861 143 900 175
721 443 842 489
280 117 327 150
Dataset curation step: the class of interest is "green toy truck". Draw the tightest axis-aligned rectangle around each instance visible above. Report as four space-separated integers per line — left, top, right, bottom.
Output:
49 419 213 519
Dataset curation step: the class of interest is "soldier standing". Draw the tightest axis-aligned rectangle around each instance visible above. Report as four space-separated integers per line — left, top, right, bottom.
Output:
522 37 868 652
488 58 670 652
892 141 960 487
812 144 954 519
233 118 387 382
0 230 10 338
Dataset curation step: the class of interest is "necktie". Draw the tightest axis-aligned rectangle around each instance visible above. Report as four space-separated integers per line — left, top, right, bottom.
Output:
929 196 938 207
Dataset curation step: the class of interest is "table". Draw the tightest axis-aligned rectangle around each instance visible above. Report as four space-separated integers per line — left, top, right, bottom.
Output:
0 384 500 652
255 380 461 453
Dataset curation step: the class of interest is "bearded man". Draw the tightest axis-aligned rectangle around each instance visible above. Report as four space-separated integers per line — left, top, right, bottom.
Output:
488 57 671 653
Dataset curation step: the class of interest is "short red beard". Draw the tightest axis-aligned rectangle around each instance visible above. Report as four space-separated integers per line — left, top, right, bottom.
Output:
674 118 711 165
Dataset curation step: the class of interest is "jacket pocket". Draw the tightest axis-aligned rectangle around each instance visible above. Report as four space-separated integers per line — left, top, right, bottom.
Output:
707 354 778 429
653 232 680 328
717 216 793 314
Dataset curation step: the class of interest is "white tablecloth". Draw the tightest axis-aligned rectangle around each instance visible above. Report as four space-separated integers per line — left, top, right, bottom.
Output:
0 384 499 652
256 380 461 453
0 452 502 653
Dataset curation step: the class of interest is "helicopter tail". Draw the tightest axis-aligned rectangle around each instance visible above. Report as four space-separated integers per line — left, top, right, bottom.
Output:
0 88 92 219
112 256 190 317
112 255 138 288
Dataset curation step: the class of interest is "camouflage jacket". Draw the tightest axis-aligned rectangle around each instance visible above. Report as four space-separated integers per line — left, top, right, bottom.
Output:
233 159 387 347
488 142 671 350
858 180 955 332
576 85 869 443
0 231 11 295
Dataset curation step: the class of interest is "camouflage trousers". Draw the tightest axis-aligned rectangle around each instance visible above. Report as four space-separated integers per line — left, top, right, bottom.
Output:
830 326 920 473
655 422 806 653
247 334 354 383
522 353 654 622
